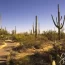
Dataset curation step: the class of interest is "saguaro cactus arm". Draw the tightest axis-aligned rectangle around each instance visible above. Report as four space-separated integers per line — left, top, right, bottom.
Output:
56 17 57 23
60 16 65 29
51 15 59 28
56 17 58 25
60 16 62 21
60 22 64 29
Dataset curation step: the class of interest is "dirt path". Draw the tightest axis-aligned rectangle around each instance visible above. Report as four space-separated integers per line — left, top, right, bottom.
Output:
0 42 19 63
0 41 53 63
0 42 7 49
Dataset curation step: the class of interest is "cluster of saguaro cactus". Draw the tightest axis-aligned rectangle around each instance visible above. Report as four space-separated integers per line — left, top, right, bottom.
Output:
51 4 65 40
32 16 40 38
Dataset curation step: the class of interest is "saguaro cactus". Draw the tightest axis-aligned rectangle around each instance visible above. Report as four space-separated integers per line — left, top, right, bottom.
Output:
5 27 6 31
32 23 34 34
30 29 32 34
15 26 16 34
35 16 38 38
51 4 65 40
38 23 40 34
1 26 2 30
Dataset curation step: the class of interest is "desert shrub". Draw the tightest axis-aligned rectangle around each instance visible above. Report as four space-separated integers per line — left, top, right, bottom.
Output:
22 34 49 48
12 33 49 51
0 41 4 45
0 29 10 40
42 30 65 41
7 55 30 65
42 30 58 41
60 32 65 39
6 50 18 65
18 56 30 65
0 62 7 65
11 33 29 42
37 34 48 42
8 52 52 65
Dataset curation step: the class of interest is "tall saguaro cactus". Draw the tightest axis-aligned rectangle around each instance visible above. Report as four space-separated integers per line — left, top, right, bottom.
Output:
5 27 6 31
15 26 16 34
35 16 38 38
1 26 2 30
32 23 34 34
38 23 40 34
51 4 65 40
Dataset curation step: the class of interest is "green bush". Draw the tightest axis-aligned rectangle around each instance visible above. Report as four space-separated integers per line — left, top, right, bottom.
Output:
42 30 58 41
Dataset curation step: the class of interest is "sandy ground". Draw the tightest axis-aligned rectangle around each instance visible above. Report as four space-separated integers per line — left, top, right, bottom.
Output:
0 41 53 64
0 42 7 49
0 42 19 62
15 44 53 59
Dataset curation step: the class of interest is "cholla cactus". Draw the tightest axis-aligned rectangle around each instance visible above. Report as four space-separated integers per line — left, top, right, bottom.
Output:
51 4 65 40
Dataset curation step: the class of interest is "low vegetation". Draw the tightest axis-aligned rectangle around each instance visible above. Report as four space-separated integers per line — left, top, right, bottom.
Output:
0 27 65 65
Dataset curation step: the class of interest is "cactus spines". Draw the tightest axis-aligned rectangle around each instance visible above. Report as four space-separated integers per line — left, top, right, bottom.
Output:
51 4 65 40
35 16 38 38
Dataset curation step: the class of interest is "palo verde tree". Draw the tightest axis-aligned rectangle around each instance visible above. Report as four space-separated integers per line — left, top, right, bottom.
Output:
51 4 65 40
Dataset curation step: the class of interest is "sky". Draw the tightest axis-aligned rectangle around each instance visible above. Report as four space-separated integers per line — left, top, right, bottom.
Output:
0 0 65 33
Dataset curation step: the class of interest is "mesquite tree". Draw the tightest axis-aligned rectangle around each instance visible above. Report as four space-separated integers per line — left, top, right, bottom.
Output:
51 4 65 40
